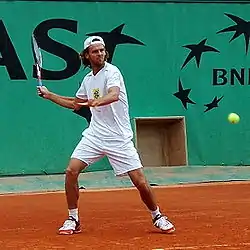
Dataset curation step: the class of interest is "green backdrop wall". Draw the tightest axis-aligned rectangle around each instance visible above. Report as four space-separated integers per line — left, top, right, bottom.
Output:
0 0 250 176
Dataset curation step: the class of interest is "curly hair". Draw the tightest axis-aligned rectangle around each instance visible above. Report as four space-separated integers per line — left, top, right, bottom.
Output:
79 48 109 68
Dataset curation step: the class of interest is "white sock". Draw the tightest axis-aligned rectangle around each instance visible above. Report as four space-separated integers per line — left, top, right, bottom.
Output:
68 208 79 222
151 206 161 219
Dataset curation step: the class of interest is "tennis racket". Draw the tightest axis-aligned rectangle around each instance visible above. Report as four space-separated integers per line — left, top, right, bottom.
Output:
31 34 43 87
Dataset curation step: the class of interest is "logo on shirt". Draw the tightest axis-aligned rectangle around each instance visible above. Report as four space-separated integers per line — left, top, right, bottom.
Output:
92 88 101 99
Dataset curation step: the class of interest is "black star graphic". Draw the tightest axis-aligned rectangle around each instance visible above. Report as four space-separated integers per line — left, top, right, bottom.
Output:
173 79 196 110
204 96 224 113
86 24 145 62
181 39 219 69
217 13 250 54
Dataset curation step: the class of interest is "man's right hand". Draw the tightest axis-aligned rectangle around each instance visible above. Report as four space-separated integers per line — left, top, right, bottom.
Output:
37 86 51 99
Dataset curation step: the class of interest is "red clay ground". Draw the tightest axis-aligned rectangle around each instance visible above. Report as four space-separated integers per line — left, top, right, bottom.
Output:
1 182 250 250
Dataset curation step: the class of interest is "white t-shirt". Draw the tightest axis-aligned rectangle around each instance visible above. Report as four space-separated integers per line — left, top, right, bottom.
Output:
76 62 133 141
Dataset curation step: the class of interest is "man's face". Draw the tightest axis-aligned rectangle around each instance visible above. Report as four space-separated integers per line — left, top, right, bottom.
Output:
85 44 106 67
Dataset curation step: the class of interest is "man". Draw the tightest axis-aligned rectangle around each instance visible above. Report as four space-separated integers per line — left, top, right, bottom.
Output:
37 36 175 235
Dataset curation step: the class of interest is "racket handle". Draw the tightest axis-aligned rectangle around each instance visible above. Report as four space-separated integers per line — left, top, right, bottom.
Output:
36 64 42 86
37 78 43 87
37 79 44 97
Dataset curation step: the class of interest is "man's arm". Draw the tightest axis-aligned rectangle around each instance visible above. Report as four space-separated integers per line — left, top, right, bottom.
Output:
73 97 89 110
87 87 120 107
37 86 88 110
37 86 75 109
37 86 91 123
60 96 75 101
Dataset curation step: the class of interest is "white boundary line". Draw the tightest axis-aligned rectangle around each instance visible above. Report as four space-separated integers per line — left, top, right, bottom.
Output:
156 242 250 249
1 180 250 197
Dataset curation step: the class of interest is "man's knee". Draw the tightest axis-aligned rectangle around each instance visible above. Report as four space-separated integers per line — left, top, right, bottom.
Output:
131 175 149 190
65 167 80 178
134 179 149 191
65 159 87 178
128 169 149 189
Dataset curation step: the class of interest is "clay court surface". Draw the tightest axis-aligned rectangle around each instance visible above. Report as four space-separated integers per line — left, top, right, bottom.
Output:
1 182 250 250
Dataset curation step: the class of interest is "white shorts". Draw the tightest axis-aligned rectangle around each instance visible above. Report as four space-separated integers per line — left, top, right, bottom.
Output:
71 134 143 176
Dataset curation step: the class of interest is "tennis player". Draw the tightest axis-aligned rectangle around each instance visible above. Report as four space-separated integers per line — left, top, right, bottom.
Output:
37 36 175 235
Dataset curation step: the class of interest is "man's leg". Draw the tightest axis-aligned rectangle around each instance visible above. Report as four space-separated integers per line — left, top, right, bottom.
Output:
105 139 175 233
58 134 104 235
128 168 157 211
65 158 88 211
128 168 175 233
59 158 87 235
